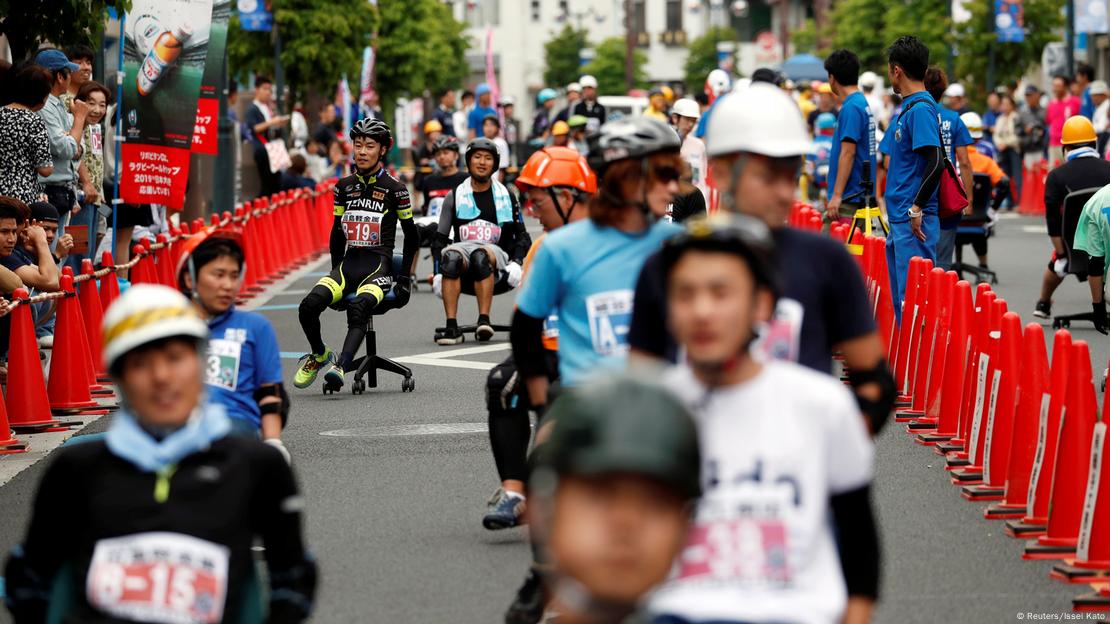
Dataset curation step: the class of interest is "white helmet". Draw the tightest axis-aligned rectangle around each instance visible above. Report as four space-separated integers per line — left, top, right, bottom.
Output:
706 69 731 97
579 75 598 89
102 284 208 373
960 111 984 139
705 83 811 158
566 81 582 93
731 77 752 93
859 71 879 89
945 83 966 98
672 98 700 119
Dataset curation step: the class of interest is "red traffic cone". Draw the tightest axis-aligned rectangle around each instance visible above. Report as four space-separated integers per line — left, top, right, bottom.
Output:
1050 419 1110 582
897 265 942 419
893 257 927 397
1024 340 1098 559
1073 583 1110 612
907 271 958 431
917 280 973 446
1007 329 1072 538
5 289 62 431
936 284 995 456
47 273 100 412
99 251 122 311
962 311 1022 500
0 386 28 453
949 297 1006 475
80 259 108 380
986 323 1050 519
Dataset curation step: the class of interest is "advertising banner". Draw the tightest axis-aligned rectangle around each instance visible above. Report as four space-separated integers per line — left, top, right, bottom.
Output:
996 0 1025 43
192 0 230 154
1077 0 1109 34
236 0 272 32
120 0 215 209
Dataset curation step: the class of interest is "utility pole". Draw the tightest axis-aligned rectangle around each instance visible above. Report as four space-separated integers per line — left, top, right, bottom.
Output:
625 0 635 92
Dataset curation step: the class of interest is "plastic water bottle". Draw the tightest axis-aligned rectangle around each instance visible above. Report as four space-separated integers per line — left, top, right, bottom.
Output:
137 21 193 97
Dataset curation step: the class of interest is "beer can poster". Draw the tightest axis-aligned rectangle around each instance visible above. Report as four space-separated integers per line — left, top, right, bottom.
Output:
120 0 215 209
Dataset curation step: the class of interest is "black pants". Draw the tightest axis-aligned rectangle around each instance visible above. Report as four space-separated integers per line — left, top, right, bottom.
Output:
486 351 559 483
254 149 281 199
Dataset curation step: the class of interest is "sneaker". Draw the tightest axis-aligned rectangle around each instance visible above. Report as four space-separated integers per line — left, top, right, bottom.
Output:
437 325 464 346
483 490 526 530
475 315 492 339
294 350 334 388
504 568 546 624
1033 300 1052 319
323 362 345 389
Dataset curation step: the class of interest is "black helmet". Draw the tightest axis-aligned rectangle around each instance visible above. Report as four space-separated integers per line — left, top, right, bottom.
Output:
586 116 681 177
466 137 500 171
662 213 778 296
532 375 701 500
350 118 393 150
433 135 460 153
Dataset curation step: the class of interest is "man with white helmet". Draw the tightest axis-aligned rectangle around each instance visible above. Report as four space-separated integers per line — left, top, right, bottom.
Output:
570 75 606 132
4 285 317 623
554 82 581 124
629 83 896 436
672 97 708 197
694 69 732 140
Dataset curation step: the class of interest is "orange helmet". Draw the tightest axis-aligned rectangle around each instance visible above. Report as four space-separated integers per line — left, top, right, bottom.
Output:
176 226 245 291
515 146 598 194
1061 115 1097 146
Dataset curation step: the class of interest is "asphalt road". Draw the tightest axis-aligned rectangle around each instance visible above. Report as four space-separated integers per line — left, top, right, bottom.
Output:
0 211 1107 623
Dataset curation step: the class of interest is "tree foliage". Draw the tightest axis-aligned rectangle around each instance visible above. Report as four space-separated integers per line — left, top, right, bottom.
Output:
544 25 589 88
374 0 469 110
582 37 648 95
789 0 1064 105
0 0 130 61
684 27 734 93
228 0 377 100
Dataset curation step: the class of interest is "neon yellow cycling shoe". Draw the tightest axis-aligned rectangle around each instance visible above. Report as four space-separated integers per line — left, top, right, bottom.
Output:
294 350 334 388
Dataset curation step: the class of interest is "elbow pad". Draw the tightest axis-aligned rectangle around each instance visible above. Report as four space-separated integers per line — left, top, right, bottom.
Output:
848 359 896 435
254 384 290 428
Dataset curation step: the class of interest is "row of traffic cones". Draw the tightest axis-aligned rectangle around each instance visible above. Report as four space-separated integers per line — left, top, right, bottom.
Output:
2 183 336 453
874 249 1110 610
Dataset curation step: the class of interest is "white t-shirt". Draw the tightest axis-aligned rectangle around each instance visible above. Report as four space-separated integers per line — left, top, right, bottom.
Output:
650 361 874 624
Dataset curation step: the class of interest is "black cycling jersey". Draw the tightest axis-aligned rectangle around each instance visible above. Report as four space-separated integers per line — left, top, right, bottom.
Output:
4 436 316 624
667 187 707 223
329 167 417 270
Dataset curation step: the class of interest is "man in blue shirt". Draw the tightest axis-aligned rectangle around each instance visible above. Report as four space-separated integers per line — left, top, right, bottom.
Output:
883 36 944 318
1078 63 1096 120
825 49 878 225
926 67 975 272
177 228 291 460
467 83 498 140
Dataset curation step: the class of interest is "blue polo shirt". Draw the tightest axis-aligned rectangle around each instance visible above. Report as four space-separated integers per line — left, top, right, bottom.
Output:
884 91 941 223
938 106 974 230
467 106 498 134
515 219 681 386
204 307 283 428
828 91 878 203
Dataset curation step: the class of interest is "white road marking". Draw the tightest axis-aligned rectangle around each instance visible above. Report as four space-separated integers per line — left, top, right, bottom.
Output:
0 414 105 487
403 343 511 360
320 422 488 437
393 356 497 371
241 256 330 310
1021 225 1048 234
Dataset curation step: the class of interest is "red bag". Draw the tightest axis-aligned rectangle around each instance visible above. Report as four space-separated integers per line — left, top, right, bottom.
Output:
903 98 969 219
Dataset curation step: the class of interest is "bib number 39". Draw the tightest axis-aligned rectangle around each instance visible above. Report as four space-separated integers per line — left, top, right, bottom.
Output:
458 219 501 243
87 532 230 624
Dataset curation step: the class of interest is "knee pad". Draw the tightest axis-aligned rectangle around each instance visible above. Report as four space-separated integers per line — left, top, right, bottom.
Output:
468 248 494 281
441 250 465 279
299 289 331 319
486 359 521 412
345 294 376 328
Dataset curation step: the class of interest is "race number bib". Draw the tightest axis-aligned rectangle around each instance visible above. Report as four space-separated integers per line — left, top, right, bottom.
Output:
427 196 445 219
458 219 501 243
205 339 242 391
343 211 385 247
86 532 230 624
585 289 634 356
753 298 804 364
676 489 792 587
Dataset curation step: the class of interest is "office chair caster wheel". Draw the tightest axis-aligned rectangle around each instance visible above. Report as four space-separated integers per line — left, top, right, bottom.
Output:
352 379 366 395
1052 318 1069 329
323 378 342 394
402 377 415 393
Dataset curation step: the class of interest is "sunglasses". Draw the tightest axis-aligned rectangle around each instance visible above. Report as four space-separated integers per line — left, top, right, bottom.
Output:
652 165 682 183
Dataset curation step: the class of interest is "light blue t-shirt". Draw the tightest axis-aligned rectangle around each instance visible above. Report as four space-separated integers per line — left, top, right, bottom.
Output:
884 91 942 223
515 219 681 386
205 307 284 427
828 91 877 203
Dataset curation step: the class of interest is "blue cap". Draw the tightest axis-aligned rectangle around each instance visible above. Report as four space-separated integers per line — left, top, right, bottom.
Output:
476 83 491 96
34 49 79 73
